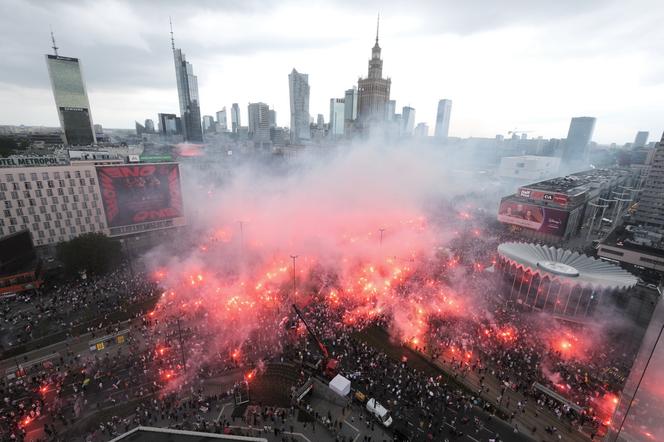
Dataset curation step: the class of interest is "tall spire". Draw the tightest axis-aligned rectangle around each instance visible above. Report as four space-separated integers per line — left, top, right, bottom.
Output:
375 13 380 45
50 26 59 56
169 16 175 51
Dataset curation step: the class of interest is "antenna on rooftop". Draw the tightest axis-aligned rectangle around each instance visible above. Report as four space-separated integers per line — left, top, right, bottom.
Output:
169 17 175 51
50 26 59 56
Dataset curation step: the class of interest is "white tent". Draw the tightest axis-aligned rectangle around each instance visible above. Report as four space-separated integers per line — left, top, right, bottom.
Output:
329 374 351 397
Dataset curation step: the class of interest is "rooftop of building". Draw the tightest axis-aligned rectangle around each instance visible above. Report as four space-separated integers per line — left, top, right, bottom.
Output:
522 168 632 196
109 427 267 442
601 224 664 259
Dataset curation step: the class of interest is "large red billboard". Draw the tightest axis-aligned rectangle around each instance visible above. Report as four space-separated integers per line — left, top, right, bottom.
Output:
96 164 183 229
497 200 570 236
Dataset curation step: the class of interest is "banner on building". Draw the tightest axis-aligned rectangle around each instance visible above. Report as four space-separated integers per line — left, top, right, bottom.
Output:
96 164 184 230
498 200 570 236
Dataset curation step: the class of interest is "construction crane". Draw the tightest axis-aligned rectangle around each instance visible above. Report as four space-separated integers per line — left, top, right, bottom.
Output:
292 304 339 379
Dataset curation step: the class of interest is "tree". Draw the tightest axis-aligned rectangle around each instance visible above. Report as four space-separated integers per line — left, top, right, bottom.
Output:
56 232 122 276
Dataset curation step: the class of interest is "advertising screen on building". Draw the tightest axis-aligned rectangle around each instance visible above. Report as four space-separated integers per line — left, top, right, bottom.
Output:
498 200 570 236
96 164 184 231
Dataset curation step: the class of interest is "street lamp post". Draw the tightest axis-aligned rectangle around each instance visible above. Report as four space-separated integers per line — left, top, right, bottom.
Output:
379 228 385 247
290 255 298 305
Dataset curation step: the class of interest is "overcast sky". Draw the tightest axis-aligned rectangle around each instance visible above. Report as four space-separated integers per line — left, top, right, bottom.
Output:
0 0 663 144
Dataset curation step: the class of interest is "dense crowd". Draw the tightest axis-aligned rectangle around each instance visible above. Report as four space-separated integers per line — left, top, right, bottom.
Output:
0 265 159 351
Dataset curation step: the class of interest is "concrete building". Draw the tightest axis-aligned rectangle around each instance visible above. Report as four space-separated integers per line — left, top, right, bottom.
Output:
144 119 155 133
216 108 228 132
269 109 277 129
356 17 391 132
498 155 561 181
401 106 415 135
561 117 596 167
387 100 396 121
344 87 358 137
329 98 345 138
606 294 664 442
598 225 664 273
0 156 114 246
634 134 664 232
231 103 241 134
288 68 310 144
171 23 203 143
497 168 635 245
45 49 96 146
413 122 428 137
248 102 271 146
202 115 215 133
633 131 649 149
434 99 452 140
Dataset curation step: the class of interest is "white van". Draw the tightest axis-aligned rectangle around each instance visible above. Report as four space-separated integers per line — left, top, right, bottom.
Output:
366 398 393 427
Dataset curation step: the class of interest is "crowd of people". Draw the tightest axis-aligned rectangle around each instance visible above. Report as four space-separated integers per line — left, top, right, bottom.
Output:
0 265 159 352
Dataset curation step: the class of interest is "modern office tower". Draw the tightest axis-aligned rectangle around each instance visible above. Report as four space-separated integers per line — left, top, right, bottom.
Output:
633 131 649 148
202 115 215 133
158 113 180 135
634 133 664 231
356 16 391 129
135 121 146 136
561 116 596 164
45 34 96 146
434 99 452 139
144 119 155 133
216 108 228 132
288 68 310 143
401 106 415 135
170 21 203 142
269 109 277 128
414 123 429 137
317 114 325 129
231 103 241 133
247 102 271 145
329 98 345 138
387 100 396 121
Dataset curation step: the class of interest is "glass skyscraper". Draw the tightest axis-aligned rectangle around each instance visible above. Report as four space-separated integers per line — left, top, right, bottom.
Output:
288 68 310 144
172 32 203 143
45 54 96 146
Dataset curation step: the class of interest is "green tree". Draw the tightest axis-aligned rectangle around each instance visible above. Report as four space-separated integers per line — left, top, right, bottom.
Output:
56 232 122 276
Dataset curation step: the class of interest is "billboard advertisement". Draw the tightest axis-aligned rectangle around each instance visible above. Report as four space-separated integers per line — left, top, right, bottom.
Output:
518 188 569 206
498 200 570 236
96 164 184 231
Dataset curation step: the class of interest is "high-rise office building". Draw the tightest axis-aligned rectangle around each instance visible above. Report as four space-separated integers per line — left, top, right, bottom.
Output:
248 102 271 145
434 99 452 140
158 113 180 135
561 116 596 164
401 106 415 135
633 131 649 148
144 119 155 133
387 100 396 121
634 133 664 231
329 98 345 138
356 16 391 130
317 114 325 129
45 35 96 146
171 21 203 143
269 109 277 129
414 122 429 137
231 103 241 134
216 108 228 132
202 115 215 133
289 68 310 143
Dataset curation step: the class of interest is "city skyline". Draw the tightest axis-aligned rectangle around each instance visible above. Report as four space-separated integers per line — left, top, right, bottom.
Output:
0 0 663 143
